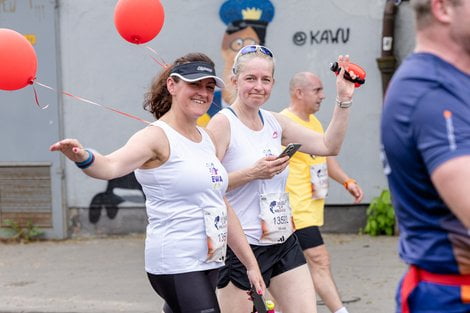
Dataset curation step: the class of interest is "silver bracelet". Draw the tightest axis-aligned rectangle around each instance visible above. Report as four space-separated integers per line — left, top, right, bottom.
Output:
336 98 353 108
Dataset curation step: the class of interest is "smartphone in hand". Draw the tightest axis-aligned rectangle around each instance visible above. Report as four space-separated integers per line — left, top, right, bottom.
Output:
278 143 302 159
250 286 267 313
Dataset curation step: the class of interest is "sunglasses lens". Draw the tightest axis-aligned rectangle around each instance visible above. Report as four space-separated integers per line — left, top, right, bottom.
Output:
239 45 273 58
240 45 257 55
259 47 273 58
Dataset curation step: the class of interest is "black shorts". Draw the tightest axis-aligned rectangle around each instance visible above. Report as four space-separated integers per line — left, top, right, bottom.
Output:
217 234 306 290
147 269 220 313
295 226 324 250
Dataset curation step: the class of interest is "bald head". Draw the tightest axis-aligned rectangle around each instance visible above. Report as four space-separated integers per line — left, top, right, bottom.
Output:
288 71 325 117
289 72 321 98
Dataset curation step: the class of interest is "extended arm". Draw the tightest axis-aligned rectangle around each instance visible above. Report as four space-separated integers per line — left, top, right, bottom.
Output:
278 55 356 156
49 126 167 180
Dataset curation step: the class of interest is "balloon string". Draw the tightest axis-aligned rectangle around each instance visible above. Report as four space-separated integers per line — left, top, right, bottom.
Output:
143 45 168 68
34 81 151 125
31 83 50 110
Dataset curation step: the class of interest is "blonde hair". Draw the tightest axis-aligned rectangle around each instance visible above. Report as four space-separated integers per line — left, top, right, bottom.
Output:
232 49 275 77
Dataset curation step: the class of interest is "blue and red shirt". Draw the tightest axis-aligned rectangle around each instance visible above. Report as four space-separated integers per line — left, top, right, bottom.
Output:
381 53 470 275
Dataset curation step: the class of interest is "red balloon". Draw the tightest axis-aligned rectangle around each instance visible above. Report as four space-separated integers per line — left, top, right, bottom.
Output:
0 28 37 91
114 0 165 45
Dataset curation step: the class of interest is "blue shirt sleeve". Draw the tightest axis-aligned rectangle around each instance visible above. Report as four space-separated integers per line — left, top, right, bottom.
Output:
411 88 470 174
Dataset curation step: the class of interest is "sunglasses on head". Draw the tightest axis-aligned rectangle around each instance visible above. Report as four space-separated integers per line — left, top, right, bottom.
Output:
237 45 274 58
232 45 275 74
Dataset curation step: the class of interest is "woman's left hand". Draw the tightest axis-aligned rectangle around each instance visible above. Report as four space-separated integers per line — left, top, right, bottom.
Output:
247 266 266 296
335 54 356 101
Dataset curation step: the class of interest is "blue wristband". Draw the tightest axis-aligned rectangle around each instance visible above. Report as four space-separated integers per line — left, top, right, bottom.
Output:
75 149 95 169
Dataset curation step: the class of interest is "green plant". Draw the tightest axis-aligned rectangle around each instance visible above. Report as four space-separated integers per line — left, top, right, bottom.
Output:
2 219 44 243
363 189 395 236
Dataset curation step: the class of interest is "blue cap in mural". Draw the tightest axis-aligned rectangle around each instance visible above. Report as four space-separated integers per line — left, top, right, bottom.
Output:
219 0 275 45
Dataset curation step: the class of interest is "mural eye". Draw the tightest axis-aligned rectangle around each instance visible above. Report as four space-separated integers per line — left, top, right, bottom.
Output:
244 38 258 46
230 38 245 51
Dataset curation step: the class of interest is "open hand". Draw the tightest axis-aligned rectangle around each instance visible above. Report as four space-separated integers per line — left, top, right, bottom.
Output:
49 139 88 163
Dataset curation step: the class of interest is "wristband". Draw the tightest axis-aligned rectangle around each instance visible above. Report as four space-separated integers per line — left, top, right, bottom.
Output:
343 178 356 189
336 98 353 108
75 149 95 169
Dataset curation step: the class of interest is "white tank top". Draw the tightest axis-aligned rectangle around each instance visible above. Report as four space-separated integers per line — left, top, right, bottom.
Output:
135 120 228 275
220 108 291 245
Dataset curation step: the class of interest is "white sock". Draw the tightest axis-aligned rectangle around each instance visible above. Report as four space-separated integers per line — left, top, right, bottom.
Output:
334 307 349 313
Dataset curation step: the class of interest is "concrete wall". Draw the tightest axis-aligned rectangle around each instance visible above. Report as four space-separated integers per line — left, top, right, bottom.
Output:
58 0 416 235
0 0 66 238
2 1 417 236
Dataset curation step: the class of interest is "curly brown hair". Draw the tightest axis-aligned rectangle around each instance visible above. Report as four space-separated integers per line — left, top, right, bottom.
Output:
143 52 216 119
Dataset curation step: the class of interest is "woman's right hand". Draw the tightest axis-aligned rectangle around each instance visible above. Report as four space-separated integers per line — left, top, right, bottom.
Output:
250 155 289 179
49 139 89 163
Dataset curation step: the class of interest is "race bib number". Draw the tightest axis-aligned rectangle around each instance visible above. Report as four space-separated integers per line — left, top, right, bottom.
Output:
310 163 328 200
203 206 228 263
259 192 293 244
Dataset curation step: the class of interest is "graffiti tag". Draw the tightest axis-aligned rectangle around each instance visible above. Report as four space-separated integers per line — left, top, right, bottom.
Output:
293 28 350 46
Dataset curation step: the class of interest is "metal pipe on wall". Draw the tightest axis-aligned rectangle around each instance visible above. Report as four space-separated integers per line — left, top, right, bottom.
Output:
376 0 403 98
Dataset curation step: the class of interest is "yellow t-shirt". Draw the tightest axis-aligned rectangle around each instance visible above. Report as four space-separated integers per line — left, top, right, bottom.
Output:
197 113 211 127
280 109 326 229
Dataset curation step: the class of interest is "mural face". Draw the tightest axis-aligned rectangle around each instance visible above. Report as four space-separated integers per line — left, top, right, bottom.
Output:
197 0 275 127
221 26 260 106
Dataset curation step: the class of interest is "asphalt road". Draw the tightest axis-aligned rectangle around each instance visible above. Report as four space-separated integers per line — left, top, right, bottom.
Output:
0 233 405 313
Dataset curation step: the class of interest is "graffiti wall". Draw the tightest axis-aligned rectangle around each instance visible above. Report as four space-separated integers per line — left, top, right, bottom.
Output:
51 0 415 235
